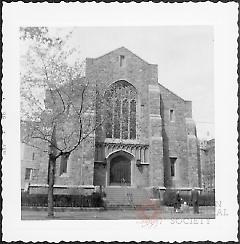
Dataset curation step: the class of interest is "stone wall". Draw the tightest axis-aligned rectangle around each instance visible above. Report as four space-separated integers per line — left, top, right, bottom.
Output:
23 136 95 194
21 144 42 189
21 47 201 194
86 47 156 143
200 139 215 191
87 47 158 187
186 118 201 188
159 84 200 189
148 84 164 187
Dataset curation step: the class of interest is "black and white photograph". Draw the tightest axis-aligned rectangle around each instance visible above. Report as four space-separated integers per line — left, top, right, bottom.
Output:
2 2 238 242
20 26 215 220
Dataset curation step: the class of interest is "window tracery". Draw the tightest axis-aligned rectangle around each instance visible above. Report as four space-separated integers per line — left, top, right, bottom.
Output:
105 80 137 140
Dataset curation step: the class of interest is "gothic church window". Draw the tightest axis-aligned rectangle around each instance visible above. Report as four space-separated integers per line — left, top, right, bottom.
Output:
25 168 32 180
60 153 70 175
170 157 177 177
170 109 174 122
105 102 113 138
122 99 129 139
130 100 136 139
114 99 121 138
119 55 125 67
105 80 137 140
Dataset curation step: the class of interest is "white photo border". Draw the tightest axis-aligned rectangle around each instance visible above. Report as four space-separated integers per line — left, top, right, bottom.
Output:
2 2 238 242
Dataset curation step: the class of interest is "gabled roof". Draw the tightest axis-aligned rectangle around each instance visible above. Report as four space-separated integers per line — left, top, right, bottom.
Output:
158 83 186 102
93 46 153 65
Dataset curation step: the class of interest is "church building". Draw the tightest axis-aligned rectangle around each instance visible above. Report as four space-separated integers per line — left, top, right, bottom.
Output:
22 47 201 205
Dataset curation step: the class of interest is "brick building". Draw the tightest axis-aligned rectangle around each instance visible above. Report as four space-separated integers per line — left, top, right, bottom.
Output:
22 47 202 205
199 139 215 191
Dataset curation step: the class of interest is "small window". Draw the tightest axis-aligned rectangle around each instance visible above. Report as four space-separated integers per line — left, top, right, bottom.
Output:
119 55 125 67
170 109 174 122
170 157 177 177
60 153 70 175
32 152 35 160
32 169 39 178
25 168 32 180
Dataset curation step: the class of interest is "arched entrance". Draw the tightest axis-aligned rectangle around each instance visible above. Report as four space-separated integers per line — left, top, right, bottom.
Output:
110 155 131 185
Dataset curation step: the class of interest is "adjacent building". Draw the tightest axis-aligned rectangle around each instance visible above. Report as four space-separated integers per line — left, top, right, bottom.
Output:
199 139 215 191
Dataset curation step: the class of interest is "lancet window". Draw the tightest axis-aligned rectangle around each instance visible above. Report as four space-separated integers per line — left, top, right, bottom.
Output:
105 80 137 140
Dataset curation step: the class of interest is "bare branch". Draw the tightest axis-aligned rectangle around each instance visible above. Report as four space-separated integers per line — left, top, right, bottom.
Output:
55 87 66 114
21 141 49 153
79 79 90 116
30 134 62 153
60 88 80 117
67 117 82 154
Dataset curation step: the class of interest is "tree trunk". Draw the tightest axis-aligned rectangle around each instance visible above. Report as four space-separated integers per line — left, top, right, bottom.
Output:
48 154 56 217
47 125 57 217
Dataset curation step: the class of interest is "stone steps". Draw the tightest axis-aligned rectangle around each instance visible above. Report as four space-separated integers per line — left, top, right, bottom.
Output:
105 187 156 207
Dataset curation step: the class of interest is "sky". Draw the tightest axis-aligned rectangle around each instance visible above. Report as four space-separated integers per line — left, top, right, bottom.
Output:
53 26 215 139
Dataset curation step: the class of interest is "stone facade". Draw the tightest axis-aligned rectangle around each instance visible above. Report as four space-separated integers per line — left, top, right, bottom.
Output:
199 139 215 191
21 47 202 197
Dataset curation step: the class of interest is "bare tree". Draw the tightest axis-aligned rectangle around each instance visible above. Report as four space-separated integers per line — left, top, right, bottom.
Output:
20 27 105 217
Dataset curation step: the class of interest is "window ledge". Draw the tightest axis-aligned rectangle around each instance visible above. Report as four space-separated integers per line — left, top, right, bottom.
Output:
137 161 149 166
94 160 106 164
59 173 69 177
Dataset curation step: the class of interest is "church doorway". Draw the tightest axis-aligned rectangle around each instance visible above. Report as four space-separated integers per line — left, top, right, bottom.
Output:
110 155 131 185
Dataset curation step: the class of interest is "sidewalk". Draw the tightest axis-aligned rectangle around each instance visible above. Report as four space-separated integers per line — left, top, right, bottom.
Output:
21 206 215 220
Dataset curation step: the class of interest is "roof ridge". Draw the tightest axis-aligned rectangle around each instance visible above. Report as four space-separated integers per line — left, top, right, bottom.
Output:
158 83 185 101
92 47 123 60
91 46 154 65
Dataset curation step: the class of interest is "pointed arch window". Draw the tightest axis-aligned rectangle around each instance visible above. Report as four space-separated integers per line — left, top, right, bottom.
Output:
105 80 137 140
130 100 136 139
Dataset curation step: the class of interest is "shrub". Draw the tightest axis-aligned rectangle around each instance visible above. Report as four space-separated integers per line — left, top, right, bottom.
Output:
21 191 104 207
198 191 215 206
162 190 176 206
162 189 215 206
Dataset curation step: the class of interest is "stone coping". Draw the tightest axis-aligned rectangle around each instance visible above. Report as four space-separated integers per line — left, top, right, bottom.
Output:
29 184 95 189
28 185 202 191
100 139 149 146
153 186 166 190
167 187 203 191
